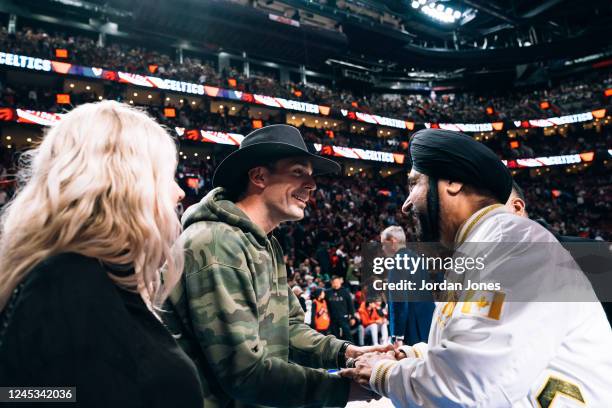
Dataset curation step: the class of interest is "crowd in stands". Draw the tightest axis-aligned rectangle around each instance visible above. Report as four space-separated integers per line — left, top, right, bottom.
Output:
515 172 611 240
1 81 610 158
1 26 610 123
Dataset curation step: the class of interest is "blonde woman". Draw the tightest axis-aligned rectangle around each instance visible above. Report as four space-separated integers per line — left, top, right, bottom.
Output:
0 101 203 407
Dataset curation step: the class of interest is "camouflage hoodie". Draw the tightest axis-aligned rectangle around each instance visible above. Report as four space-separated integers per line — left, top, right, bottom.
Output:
167 188 351 408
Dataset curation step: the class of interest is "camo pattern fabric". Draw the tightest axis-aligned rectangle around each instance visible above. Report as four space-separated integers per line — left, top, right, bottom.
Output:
166 187 350 408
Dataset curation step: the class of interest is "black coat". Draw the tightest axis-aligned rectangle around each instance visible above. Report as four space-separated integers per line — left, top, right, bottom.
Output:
0 253 203 408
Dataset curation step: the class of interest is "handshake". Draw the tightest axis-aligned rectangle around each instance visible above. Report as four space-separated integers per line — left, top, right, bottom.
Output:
339 344 411 402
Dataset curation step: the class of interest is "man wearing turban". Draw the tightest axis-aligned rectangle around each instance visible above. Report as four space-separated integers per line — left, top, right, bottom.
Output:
342 129 612 407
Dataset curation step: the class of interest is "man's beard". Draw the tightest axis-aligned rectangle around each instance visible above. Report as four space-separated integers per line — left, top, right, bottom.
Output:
410 207 437 242
410 178 440 242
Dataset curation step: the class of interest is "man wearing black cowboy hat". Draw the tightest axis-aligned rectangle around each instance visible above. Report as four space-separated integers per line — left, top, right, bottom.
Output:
166 125 391 407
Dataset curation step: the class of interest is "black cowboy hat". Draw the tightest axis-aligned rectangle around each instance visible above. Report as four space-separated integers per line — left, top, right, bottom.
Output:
212 124 341 188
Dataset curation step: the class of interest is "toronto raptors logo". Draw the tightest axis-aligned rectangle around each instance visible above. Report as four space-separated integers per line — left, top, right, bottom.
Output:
0 107 15 121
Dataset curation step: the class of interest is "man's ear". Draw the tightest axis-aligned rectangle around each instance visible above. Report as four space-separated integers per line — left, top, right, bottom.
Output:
441 180 463 196
511 197 527 217
247 166 268 190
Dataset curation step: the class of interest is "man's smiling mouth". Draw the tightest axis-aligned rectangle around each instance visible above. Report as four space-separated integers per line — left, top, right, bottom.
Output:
292 194 308 204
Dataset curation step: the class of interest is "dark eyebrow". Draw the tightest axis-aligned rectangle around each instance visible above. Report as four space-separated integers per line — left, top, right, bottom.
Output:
291 163 313 175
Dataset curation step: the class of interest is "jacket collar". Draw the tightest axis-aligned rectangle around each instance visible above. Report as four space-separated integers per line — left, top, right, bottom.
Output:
454 204 506 246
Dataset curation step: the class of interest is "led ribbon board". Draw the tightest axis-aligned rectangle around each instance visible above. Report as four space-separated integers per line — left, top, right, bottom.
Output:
0 51 328 115
312 143 401 164
502 153 594 168
1 51 606 129
1 108 600 167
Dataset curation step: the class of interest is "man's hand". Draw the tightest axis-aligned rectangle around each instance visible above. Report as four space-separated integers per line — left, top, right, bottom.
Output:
346 344 394 360
340 351 397 388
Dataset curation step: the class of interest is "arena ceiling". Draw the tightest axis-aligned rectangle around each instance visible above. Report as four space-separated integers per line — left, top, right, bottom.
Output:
5 0 612 87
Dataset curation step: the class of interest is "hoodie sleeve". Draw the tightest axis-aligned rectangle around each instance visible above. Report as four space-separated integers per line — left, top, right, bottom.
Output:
288 288 346 369
184 240 350 407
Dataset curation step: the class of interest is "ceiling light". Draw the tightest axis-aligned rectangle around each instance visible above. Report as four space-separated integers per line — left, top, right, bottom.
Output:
411 0 420 8
421 4 456 23
453 10 461 18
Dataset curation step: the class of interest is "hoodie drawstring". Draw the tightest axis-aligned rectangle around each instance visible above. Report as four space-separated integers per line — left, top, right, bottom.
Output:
267 240 280 295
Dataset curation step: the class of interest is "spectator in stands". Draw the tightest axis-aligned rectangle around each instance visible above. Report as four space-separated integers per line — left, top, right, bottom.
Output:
358 298 389 345
292 285 307 312
311 288 331 334
0 101 204 407
326 275 358 342
381 226 434 346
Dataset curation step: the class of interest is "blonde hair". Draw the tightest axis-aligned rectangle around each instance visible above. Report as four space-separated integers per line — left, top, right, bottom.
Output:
0 101 184 310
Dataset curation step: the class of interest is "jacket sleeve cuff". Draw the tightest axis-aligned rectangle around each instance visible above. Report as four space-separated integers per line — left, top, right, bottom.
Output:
398 342 428 359
369 359 398 398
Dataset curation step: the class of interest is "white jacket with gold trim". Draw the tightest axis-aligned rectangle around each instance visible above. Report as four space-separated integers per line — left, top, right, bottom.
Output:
370 206 612 407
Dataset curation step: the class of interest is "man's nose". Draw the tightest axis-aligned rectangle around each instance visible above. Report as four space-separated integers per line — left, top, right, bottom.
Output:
401 196 413 214
304 175 316 191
